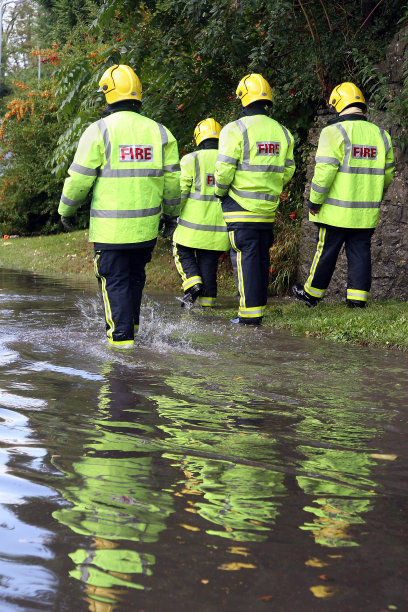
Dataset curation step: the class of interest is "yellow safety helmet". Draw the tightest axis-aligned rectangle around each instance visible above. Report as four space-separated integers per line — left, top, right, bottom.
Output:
98 64 142 104
193 118 222 146
329 82 366 113
236 73 273 107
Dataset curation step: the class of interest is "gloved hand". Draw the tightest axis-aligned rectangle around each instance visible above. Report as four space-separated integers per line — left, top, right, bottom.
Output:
60 216 75 232
307 200 321 216
159 214 178 239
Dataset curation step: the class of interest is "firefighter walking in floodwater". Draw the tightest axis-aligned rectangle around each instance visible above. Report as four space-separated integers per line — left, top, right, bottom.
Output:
293 82 394 308
215 74 295 325
58 64 181 346
173 118 230 308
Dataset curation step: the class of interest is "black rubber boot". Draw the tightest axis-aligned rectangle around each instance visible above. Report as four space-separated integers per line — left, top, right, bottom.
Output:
292 284 318 308
230 317 262 326
346 300 366 308
180 284 202 308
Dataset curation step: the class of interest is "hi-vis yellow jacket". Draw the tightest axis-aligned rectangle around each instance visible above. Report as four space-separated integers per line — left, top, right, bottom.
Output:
309 117 394 228
214 114 295 223
173 149 229 251
58 111 181 243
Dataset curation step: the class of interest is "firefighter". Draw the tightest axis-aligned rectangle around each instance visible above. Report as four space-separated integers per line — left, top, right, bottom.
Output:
173 118 230 308
293 82 394 308
58 65 181 346
215 74 295 325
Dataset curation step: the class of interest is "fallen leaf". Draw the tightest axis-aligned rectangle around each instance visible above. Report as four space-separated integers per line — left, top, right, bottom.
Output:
179 523 200 532
185 507 197 514
227 546 249 557
370 453 397 461
305 558 328 567
319 574 329 581
180 488 202 495
258 595 274 601
201 579 209 584
233 377 243 380
218 562 256 571
310 585 338 598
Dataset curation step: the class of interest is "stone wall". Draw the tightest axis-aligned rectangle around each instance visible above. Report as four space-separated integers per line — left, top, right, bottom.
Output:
297 29 408 300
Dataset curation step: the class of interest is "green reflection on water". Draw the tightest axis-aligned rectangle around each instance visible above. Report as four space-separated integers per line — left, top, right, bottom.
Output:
152 368 286 543
52 362 175 608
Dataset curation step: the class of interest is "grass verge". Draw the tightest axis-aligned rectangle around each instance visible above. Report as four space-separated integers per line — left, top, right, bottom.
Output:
215 300 408 351
1 231 406 351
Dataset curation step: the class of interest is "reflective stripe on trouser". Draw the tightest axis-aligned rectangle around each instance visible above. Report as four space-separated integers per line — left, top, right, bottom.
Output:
228 227 273 319
93 248 153 345
173 243 223 300
304 224 374 302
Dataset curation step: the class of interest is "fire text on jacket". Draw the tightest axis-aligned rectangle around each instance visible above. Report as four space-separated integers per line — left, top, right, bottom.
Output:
206 174 215 186
119 145 153 162
351 145 377 160
257 142 280 156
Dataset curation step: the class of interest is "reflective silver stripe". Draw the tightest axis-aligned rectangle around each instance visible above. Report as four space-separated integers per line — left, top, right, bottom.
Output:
325 197 380 209
224 212 274 220
97 118 111 167
238 307 265 316
235 119 250 162
90 206 161 218
379 128 390 156
181 193 189 200
187 192 218 202
316 156 340 165
311 182 329 194
231 186 278 202
61 194 85 207
237 162 285 172
98 168 163 178
178 219 227 232
163 197 180 206
215 180 229 190
279 123 291 147
194 152 201 192
335 124 352 173
163 163 180 172
339 166 385 175
70 162 98 176
385 162 395 169
285 159 294 166
217 153 238 165
157 123 168 167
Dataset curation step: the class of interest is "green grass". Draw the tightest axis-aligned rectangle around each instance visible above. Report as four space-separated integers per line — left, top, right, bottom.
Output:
1 231 406 351
216 300 408 351
0 230 236 294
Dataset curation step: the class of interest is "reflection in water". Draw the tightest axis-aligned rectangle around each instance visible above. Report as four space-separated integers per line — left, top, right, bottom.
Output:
153 371 286 542
52 363 175 609
0 269 407 610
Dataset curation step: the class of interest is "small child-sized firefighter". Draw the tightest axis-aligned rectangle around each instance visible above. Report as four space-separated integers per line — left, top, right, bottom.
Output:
173 119 230 307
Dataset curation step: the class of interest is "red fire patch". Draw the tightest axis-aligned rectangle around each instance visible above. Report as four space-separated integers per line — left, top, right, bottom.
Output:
119 145 153 162
351 145 377 160
206 173 215 186
257 142 281 156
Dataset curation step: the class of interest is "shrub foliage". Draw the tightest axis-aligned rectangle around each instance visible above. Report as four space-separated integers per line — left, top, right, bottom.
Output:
0 0 404 289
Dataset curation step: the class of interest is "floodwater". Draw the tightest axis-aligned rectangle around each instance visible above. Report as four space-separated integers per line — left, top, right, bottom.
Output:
0 268 407 612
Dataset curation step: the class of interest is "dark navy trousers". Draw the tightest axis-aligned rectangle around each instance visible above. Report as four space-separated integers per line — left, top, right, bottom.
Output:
94 247 154 345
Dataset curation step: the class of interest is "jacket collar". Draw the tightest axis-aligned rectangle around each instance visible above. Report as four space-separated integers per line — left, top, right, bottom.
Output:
327 113 367 126
238 102 270 118
197 139 218 150
102 100 142 117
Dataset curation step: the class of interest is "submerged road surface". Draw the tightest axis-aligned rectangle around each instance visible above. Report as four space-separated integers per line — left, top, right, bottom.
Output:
0 268 407 611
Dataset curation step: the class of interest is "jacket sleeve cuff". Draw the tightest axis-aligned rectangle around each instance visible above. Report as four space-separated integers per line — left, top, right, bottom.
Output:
308 200 321 212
